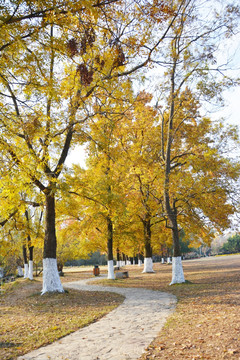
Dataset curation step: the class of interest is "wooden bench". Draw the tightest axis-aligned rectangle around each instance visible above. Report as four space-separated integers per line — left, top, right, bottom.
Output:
115 271 129 279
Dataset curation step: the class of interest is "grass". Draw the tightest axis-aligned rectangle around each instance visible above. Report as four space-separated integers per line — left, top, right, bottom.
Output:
89 255 240 360
1 255 240 360
0 276 124 360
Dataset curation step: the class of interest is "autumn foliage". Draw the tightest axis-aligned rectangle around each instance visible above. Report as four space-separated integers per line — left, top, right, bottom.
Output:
0 0 239 288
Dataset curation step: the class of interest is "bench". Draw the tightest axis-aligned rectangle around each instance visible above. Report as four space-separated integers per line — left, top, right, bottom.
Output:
115 271 129 279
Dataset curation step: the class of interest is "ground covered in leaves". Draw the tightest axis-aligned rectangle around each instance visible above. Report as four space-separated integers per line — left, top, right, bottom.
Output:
0 276 124 360
92 255 240 360
143 256 240 360
1 256 240 360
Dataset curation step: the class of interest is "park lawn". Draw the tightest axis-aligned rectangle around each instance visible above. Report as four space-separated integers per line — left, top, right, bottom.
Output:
0 277 124 360
141 256 240 360
1 255 239 360
88 255 240 360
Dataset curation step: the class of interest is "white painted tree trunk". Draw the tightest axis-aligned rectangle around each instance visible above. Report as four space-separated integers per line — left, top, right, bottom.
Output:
167 257 172 264
41 258 64 294
17 266 24 277
170 256 185 285
28 260 33 280
138 259 142 266
24 264 29 279
116 260 121 268
133 259 135 265
107 260 115 280
161 258 165 264
142 257 155 273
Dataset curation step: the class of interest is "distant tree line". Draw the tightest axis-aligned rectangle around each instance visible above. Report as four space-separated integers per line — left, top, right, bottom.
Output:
220 235 240 254
65 252 107 267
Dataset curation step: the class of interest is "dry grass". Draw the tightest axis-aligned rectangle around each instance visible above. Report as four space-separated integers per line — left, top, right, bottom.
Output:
1 256 240 360
92 255 240 360
0 277 124 360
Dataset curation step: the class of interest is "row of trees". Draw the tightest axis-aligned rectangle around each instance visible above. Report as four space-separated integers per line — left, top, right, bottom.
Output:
0 0 240 292
220 234 240 254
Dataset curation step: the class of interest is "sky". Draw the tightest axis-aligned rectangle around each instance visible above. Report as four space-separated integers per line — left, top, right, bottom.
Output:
66 14 240 168
66 144 87 168
65 86 240 168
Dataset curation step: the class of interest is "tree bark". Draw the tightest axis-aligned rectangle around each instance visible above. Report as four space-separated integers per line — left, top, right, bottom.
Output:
41 191 64 293
29 246 34 261
162 48 184 283
116 247 120 267
43 192 57 259
143 218 152 258
107 215 115 279
107 215 113 261
23 245 28 264
122 253 126 265
142 217 154 273
28 244 34 280
23 245 28 278
171 218 181 257
57 263 64 276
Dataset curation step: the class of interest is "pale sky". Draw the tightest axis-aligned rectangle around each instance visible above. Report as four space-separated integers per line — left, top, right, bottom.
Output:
66 24 240 168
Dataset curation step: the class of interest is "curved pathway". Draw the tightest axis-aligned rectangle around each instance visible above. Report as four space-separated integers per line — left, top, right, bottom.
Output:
19 276 176 360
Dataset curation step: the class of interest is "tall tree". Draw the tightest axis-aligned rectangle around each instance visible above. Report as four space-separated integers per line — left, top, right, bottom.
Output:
118 92 165 272
64 81 131 279
152 0 240 284
0 0 176 293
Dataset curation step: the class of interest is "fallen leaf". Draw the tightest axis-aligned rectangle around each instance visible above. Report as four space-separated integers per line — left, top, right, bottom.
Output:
228 349 237 354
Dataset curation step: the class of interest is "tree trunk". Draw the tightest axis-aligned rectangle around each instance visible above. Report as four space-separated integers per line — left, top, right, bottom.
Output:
43 193 57 259
57 263 63 272
17 266 24 277
161 50 185 284
28 260 33 280
138 253 142 266
172 223 181 257
107 216 115 279
29 246 33 261
28 246 34 280
164 193 185 283
42 192 64 294
23 245 28 278
24 210 34 280
142 218 154 273
122 253 126 265
116 248 120 268
57 263 64 276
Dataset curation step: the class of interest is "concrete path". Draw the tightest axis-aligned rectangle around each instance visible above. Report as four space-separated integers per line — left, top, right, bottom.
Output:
19 276 176 360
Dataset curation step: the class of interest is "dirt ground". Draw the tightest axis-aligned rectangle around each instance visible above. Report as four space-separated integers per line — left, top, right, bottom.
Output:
143 255 240 360
1 255 240 360
0 276 123 360
60 256 240 359
85 255 240 359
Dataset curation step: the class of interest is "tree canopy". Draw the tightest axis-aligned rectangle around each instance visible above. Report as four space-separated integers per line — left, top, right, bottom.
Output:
0 0 240 289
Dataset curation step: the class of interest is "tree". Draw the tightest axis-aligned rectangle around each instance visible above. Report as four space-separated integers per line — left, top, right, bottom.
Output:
221 234 240 254
152 0 240 284
55 221 84 274
118 92 165 272
63 80 132 279
0 156 43 279
0 0 178 293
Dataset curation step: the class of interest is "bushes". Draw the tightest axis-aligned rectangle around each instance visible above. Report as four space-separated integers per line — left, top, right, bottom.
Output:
220 234 240 254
